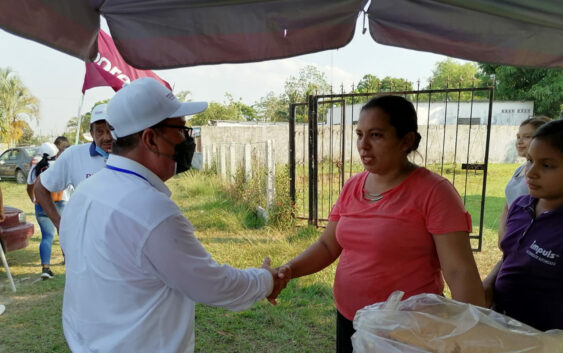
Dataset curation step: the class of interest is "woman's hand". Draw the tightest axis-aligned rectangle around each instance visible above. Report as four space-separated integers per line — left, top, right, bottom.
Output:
262 257 291 305
262 222 342 305
482 260 502 308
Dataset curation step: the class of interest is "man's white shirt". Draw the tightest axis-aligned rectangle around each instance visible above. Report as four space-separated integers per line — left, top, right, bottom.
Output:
40 143 106 192
60 154 273 353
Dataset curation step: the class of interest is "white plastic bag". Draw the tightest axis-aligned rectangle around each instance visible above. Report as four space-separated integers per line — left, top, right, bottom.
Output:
352 292 563 353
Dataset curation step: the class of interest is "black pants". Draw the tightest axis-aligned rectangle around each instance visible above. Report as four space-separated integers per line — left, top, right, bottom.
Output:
336 310 355 353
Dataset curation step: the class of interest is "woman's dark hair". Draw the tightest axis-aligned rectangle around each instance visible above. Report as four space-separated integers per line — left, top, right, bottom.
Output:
34 155 52 178
520 116 551 129
533 119 563 154
361 95 421 152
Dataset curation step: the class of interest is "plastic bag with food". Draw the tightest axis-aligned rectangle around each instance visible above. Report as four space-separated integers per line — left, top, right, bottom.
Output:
351 291 563 353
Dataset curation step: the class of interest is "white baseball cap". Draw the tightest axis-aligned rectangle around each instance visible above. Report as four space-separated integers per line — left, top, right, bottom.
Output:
106 77 208 139
90 103 108 124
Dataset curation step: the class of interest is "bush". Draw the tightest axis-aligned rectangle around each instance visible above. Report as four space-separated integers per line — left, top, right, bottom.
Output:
204 162 296 230
267 165 295 229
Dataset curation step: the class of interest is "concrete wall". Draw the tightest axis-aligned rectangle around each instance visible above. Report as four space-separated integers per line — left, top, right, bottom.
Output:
200 123 521 166
201 124 290 167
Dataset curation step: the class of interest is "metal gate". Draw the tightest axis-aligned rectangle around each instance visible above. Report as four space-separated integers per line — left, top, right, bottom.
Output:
289 87 494 251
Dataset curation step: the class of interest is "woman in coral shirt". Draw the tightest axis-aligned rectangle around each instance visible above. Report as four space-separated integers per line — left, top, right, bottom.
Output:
275 95 485 353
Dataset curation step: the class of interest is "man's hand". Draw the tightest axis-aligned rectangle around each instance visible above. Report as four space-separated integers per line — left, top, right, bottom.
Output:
261 257 291 305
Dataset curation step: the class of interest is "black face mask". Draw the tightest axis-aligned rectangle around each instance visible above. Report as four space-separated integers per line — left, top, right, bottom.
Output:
174 135 196 174
152 125 196 174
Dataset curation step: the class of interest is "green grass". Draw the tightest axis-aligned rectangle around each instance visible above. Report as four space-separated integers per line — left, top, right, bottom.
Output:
0 164 516 352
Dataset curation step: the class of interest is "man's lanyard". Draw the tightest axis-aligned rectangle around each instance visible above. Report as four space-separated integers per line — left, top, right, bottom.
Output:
106 165 150 184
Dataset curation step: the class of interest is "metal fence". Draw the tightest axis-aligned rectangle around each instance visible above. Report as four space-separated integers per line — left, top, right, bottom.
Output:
289 87 494 251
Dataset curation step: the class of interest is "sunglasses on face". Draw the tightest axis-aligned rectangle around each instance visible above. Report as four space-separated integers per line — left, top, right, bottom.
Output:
154 124 193 137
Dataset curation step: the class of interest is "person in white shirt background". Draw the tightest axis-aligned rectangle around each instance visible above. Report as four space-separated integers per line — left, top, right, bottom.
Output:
34 103 113 231
26 142 65 279
496 116 550 247
54 136 71 157
53 135 75 204
59 77 288 353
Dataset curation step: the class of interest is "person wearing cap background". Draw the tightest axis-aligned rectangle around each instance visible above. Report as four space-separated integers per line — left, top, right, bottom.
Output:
54 135 71 158
35 103 113 231
58 77 288 353
27 142 65 279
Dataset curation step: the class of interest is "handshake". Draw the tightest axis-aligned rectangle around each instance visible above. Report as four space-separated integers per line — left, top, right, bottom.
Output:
261 257 292 305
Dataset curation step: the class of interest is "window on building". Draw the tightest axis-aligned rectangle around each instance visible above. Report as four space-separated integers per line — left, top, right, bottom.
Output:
458 117 481 125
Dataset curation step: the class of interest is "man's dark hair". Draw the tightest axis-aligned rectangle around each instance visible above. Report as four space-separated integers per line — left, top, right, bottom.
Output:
111 123 170 155
54 136 69 147
90 120 107 133
111 132 143 156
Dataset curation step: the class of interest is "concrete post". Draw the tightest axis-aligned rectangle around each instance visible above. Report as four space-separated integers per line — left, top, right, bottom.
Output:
265 140 275 208
244 143 252 181
220 144 227 181
230 145 237 183
211 143 217 170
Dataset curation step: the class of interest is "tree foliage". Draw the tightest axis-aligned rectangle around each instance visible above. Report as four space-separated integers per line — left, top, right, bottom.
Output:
284 65 330 103
189 94 256 126
430 58 480 89
426 59 483 101
356 74 380 93
0 68 40 145
65 99 109 143
478 64 563 118
18 121 42 145
254 92 289 122
380 76 413 92
352 74 413 105
175 90 191 103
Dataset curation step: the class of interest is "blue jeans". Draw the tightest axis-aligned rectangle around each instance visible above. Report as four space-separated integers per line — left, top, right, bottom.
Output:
36 201 66 266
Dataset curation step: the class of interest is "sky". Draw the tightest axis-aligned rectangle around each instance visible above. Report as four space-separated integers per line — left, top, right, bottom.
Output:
0 19 472 137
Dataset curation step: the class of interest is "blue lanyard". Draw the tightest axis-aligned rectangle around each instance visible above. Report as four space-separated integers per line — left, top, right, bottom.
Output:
106 165 150 184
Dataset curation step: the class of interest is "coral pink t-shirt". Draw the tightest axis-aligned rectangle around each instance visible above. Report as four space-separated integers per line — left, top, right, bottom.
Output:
329 168 472 320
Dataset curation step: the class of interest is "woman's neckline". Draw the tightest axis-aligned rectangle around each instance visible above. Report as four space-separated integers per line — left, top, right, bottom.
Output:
361 165 421 203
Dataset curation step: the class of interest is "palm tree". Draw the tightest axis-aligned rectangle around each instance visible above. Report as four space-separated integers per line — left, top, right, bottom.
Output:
65 113 92 144
0 68 40 146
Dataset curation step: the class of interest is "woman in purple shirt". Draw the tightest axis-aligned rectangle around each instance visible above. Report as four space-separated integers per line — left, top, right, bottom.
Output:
497 116 550 247
484 119 563 331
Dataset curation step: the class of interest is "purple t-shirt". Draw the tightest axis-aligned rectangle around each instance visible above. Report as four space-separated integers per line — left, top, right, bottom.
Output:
494 194 563 331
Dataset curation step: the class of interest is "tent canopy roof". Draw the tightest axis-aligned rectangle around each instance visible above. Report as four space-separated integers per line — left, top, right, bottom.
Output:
1 0 561 69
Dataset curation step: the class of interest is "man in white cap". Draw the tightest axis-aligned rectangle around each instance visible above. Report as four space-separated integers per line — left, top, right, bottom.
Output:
35 103 113 230
59 77 287 353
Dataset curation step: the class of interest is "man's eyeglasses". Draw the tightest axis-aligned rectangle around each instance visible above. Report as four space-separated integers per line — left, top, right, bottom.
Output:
154 124 193 137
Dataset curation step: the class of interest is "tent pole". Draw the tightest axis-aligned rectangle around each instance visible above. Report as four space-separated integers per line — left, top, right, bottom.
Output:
0 244 16 292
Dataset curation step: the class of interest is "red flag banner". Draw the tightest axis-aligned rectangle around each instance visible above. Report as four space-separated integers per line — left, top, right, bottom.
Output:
82 30 171 93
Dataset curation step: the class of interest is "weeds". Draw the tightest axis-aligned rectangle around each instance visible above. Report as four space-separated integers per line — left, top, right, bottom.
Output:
267 166 295 229
0 164 512 353
215 162 295 231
